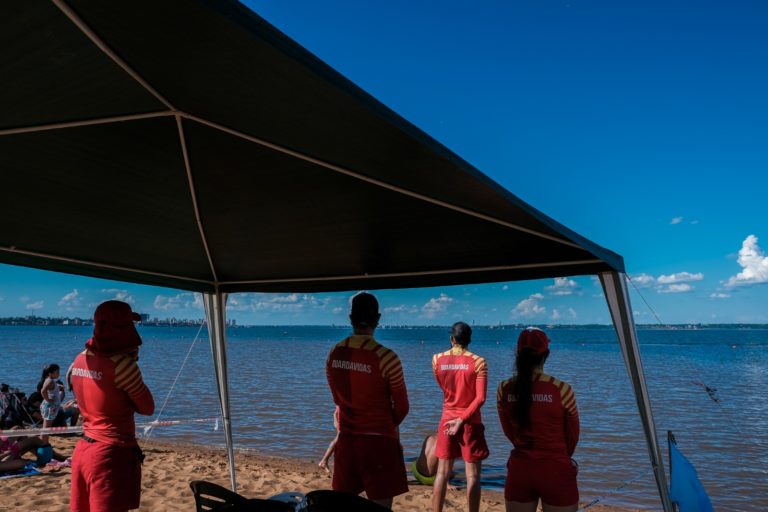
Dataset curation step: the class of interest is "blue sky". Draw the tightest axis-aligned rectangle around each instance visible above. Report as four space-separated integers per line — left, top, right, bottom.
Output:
1 0 767 325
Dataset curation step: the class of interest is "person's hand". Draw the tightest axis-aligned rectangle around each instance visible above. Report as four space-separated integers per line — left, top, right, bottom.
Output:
443 418 463 436
318 459 330 474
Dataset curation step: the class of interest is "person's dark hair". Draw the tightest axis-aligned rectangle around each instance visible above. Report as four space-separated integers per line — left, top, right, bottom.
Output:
0 383 8 393
37 363 60 393
451 321 472 347
511 348 549 430
349 292 380 329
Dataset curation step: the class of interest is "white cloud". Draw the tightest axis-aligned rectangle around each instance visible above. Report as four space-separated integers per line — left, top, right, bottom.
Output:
657 272 704 284
421 294 453 319
19 296 30 303
26 300 44 310
725 235 768 287
568 308 577 319
630 273 656 287
710 293 730 299
545 277 580 296
384 304 419 315
511 293 546 318
658 283 692 293
58 289 82 310
670 216 684 225
501 285 509 291
101 288 135 304
551 309 561 321
154 292 203 311
332 307 344 314
690 220 699 225
226 293 331 314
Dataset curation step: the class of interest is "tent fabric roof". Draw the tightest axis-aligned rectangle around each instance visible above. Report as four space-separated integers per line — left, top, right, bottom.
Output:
0 0 623 293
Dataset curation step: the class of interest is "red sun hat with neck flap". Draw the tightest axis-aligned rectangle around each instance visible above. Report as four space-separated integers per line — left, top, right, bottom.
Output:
85 300 142 356
517 326 550 354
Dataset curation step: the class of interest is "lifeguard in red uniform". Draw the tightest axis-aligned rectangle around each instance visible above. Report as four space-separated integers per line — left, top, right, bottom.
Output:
69 300 154 512
497 327 580 512
431 321 489 512
326 292 409 509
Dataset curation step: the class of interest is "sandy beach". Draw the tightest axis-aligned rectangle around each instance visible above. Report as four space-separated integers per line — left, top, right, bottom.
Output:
0 436 643 511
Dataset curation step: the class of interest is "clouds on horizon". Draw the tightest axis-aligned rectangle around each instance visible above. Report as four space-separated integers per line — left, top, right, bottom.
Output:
629 271 703 293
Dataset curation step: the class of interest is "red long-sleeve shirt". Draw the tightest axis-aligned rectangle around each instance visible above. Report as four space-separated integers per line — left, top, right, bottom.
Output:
497 370 579 460
326 335 409 438
432 347 487 423
70 349 154 446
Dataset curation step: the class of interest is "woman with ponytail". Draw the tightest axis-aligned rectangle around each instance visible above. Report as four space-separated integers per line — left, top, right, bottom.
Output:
38 363 61 443
497 327 580 512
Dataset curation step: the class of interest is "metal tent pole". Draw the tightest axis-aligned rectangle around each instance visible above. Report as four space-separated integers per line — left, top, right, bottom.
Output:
599 271 673 512
203 292 237 491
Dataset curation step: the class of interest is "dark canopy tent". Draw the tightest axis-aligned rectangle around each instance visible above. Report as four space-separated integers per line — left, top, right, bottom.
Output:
0 1 671 509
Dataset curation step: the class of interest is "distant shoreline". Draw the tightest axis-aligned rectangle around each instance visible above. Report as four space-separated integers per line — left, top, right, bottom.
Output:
1 318 767 329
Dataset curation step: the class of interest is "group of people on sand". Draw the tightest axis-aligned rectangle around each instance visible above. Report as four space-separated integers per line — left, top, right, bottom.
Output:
5 295 579 512
1 365 80 473
325 292 580 512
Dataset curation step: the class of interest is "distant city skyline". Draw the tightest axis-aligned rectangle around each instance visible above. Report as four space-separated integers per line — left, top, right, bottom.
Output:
2 1 767 324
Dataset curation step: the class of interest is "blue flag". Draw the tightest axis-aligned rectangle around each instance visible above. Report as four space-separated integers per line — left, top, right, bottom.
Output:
669 438 714 512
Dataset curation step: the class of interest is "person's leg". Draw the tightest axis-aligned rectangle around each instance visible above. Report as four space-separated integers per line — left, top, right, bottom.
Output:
505 500 539 512
431 458 454 512
465 460 481 512
541 503 578 512
371 497 393 509
0 458 27 472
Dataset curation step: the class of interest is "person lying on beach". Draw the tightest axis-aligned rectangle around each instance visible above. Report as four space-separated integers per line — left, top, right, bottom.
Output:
0 429 68 472
318 406 340 473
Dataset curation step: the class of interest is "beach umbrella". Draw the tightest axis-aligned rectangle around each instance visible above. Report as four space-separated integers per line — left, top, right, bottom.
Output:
0 1 671 509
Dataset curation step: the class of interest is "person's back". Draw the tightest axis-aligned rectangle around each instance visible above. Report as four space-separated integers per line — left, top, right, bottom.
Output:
432 346 486 423
71 349 153 445
431 322 488 512
69 300 154 512
497 371 578 461
327 335 407 437
497 327 580 512
325 293 409 509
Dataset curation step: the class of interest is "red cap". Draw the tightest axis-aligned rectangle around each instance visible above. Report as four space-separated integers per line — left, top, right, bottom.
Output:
85 300 142 355
517 327 550 354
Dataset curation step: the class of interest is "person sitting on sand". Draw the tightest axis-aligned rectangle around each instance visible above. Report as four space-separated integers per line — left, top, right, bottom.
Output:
411 434 457 490
497 327 580 512
0 429 68 473
69 300 155 512
318 406 340 473
431 321 489 512
326 292 410 509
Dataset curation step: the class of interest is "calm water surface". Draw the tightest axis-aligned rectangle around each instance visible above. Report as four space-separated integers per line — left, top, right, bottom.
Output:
1 326 766 511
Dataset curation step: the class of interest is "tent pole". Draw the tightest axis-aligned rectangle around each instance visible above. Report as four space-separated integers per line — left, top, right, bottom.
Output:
203 291 237 491
599 271 673 512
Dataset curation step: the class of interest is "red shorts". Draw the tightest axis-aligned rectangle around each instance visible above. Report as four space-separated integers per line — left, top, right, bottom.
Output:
70 438 142 512
504 454 579 506
332 433 408 500
435 421 489 463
